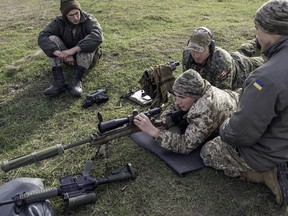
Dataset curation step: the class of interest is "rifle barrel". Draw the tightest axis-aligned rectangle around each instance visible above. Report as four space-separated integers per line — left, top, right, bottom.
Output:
63 137 93 150
1 108 162 173
0 199 15 206
1 144 64 173
21 187 59 204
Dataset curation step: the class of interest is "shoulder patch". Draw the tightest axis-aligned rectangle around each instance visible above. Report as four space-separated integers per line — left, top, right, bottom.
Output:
253 80 264 90
220 70 229 78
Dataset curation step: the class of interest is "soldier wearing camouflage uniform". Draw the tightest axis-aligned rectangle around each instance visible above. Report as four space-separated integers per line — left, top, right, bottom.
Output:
38 0 103 97
134 69 239 154
182 27 265 90
237 38 262 57
200 0 288 206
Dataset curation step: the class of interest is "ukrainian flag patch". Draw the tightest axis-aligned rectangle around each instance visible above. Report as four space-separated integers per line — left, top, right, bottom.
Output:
253 80 264 90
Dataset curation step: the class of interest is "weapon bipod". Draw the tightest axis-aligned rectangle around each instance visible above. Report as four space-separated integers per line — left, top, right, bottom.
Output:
91 142 111 174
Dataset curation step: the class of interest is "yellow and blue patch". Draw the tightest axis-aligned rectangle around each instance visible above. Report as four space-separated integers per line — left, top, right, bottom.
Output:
253 80 264 90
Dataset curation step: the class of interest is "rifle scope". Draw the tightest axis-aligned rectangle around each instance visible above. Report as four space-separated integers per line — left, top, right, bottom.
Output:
98 107 160 133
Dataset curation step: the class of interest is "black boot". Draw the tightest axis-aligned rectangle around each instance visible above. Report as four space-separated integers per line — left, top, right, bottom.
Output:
71 66 86 97
44 67 68 96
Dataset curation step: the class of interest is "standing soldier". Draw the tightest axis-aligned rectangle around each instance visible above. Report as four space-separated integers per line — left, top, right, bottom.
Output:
38 0 103 97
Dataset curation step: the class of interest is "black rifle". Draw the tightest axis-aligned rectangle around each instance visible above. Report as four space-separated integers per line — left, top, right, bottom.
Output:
167 109 188 124
1 107 161 172
0 162 135 214
165 109 189 134
82 88 109 108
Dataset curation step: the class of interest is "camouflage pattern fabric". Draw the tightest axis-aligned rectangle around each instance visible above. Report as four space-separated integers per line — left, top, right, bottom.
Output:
237 38 262 57
173 69 206 97
48 35 96 70
182 46 266 90
185 27 212 52
230 51 265 88
255 0 288 35
200 136 254 177
138 63 176 107
155 74 239 154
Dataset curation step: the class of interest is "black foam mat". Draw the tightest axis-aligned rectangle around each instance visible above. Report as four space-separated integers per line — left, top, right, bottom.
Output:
130 132 205 175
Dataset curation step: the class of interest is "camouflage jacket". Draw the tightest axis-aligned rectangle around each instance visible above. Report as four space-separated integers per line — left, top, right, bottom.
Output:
38 11 103 58
155 81 239 154
182 47 265 90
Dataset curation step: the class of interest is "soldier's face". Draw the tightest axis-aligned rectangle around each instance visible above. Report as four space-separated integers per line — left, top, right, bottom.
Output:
174 92 198 111
255 24 275 50
190 47 210 64
67 9 81 25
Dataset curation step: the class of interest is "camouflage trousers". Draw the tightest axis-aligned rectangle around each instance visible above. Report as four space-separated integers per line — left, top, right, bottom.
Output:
48 35 96 70
200 136 254 177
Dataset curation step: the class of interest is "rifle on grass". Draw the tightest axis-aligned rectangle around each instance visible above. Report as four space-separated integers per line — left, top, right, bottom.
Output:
1 107 161 173
0 161 135 214
1 107 187 173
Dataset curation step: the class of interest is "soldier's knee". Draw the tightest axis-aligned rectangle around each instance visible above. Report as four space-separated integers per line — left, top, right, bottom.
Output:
76 52 94 69
200 136 222 166
49 35 60 42
201 141 214 166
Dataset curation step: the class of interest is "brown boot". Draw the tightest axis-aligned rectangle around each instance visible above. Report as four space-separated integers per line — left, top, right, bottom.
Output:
277 162 288 204
240 168 283 205
263 168 284 205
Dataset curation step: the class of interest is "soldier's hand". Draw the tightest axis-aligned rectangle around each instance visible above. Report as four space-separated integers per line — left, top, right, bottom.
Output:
63 46 81 56
162 116 173 129
134 113 160 138
53 50 68 59
64 56 75 65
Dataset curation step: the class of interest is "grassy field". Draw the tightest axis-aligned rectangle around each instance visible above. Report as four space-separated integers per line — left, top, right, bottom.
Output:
1 0 288 215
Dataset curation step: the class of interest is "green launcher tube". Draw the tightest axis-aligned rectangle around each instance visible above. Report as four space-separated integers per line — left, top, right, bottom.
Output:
1 144 64 172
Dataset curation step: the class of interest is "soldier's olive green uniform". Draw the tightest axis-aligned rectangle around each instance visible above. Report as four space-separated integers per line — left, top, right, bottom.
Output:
237 38 262 57
38 3 103 97
182 47 265 90
38 11 103 70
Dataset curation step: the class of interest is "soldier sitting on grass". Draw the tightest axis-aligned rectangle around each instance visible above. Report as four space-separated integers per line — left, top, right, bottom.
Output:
38 0 103 97
201 0 288 206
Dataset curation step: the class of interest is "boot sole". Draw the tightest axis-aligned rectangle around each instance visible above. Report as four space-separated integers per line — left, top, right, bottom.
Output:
277 162 288 204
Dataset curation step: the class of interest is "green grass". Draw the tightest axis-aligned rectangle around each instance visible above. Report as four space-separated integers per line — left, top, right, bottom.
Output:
1 0 287 215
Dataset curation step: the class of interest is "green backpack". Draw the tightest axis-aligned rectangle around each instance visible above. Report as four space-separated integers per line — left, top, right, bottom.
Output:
138 61 179 107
